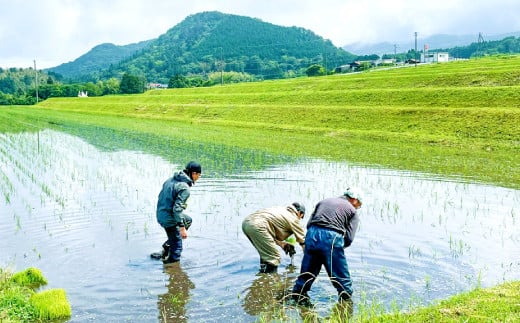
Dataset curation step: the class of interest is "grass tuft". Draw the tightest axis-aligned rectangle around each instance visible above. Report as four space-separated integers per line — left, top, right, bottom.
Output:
10 267 47 289
29 289 71 320
1 267 71 322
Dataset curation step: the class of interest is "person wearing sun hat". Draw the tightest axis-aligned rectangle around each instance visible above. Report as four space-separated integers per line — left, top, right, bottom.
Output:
291 187 364 307
242 202 307 274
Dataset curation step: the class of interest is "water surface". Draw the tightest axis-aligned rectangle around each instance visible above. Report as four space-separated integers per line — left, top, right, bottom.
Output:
1 129 519 322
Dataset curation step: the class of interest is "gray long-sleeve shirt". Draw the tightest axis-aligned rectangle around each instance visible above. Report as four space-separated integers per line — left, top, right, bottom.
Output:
306 196 359 248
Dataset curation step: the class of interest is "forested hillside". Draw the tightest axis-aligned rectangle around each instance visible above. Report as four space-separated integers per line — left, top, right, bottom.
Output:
49 41 152 81
442 36 520 58
50 11 355 83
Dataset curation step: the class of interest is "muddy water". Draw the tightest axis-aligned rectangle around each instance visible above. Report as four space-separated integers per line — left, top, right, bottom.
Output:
1 129 519 322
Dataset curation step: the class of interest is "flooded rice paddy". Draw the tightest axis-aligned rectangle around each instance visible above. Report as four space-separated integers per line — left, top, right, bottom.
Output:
1 128 519 322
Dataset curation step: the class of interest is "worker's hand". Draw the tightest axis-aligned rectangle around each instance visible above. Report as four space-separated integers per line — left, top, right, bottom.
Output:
283 243 296 256
180 226 188 239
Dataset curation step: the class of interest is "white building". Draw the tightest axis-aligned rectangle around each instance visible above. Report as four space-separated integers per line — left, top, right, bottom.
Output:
421 52 449 63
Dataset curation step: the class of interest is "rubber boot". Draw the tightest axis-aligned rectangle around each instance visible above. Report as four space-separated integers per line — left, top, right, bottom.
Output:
338 291 352 302
259 261 278 274
161 241 170 260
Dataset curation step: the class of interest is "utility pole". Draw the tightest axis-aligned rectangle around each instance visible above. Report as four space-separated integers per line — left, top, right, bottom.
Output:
414 32 418 67
323 41 327 75
34 60 39 103
477 32 485 58
220 47 224 86
394 44 398 63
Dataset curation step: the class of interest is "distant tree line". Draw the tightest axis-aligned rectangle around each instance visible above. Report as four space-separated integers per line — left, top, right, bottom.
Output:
442 36 520 58
0 69 148 105
3 35 520 105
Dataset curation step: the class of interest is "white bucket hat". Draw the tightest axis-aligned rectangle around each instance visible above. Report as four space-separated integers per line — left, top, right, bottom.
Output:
344 187 364 203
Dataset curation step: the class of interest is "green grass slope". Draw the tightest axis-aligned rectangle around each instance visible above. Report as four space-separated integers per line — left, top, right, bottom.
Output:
3 55 520 188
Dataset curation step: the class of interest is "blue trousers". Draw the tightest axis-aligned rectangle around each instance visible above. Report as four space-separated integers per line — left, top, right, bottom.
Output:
163 215 192 262
165 226 183 262
292 225 353 298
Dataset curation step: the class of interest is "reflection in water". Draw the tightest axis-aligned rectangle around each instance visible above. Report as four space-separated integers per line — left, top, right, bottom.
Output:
286 296 353 323
242 270 296 319
49 122 295 176
240 268 354 322
158 263 195 323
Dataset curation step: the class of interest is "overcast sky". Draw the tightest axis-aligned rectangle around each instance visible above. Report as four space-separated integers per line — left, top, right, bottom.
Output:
1 0 520 69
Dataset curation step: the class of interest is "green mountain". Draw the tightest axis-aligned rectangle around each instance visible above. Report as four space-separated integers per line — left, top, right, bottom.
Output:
48 41 152 81
49 11 356 83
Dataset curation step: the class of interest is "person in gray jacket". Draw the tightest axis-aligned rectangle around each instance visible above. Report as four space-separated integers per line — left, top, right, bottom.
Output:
291 187 364 306
156 161 202 264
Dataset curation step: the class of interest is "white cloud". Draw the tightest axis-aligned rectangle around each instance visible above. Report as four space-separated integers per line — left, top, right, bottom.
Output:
1 0 519 68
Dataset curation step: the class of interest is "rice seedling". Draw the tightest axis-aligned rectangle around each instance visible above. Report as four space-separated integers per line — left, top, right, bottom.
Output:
408 245 422 259
14 214 21 232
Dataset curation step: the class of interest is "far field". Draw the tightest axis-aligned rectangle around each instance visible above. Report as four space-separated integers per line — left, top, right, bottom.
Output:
1 55 519 189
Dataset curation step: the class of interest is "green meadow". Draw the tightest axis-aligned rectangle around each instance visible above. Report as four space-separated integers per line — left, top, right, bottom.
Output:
2 55 519 189
1 55 520 322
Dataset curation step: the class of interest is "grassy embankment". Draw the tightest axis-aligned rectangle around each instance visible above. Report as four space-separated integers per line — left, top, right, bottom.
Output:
367 280 520 322
1 55 519 321
2 55 519 189
0 268 71 322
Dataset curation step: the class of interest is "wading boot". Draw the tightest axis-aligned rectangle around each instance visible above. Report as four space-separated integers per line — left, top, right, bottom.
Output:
161 242 170 261
259 262 278 274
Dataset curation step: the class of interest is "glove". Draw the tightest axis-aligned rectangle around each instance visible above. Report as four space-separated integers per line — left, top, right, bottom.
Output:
283 243 296 257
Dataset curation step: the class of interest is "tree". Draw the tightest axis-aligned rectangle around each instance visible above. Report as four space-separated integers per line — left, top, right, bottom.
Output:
120 73 144 94
305 64 326 77
0 77 16 94
168 74 188 88
83 82 102 96
102 78 120 95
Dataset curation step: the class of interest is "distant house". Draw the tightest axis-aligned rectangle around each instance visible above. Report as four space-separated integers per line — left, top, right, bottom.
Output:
406 58 420 64
335 61 376 73
335 64 352 73
148 83 168 89
380 58 396 65
78 91 88 97
421 52 449 63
